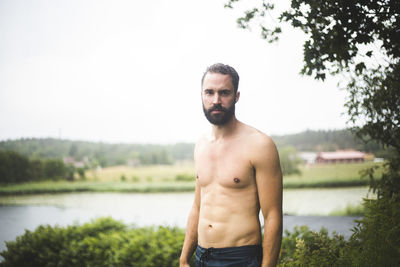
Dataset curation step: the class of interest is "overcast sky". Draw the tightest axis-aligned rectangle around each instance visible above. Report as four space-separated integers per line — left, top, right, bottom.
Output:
0 0 349 144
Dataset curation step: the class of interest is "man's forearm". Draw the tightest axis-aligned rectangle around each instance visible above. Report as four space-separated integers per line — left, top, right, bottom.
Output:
180 207 199 265
179 229 197 265
261 216 282 267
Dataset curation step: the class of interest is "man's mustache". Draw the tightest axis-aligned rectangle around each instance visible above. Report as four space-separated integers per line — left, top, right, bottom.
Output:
209 104 227 112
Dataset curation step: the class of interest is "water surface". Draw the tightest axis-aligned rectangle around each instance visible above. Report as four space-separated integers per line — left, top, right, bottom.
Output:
0 188 372 254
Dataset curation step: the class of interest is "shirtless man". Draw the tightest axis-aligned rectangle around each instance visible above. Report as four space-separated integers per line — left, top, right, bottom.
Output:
179 63 282 267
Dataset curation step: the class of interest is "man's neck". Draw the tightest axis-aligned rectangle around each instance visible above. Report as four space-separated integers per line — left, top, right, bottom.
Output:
210 116 239 141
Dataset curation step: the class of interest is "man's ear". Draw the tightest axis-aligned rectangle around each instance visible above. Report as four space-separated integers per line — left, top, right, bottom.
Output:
235 91 240 103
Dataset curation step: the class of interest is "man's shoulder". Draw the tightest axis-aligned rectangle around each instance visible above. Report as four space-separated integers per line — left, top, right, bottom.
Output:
240 123 276 149
240 125 280 172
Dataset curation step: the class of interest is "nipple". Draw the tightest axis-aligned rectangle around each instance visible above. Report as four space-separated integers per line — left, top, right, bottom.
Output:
234 178 240 183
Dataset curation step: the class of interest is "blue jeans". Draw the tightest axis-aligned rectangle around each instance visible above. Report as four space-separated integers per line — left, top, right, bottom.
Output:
195 245 262 267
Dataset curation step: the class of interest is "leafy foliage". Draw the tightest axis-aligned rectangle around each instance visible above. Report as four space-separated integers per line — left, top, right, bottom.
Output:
226 0 400 79
0 217 186 267
279 226 349 267
4 219 377 267
0 151 73 183
345 197 400 267
346 63 400 154
0 218 346 267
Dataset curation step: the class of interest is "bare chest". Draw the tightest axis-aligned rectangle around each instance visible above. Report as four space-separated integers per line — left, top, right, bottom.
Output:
195 142 255 189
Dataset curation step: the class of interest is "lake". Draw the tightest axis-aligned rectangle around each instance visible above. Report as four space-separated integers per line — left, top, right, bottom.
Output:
0 187 373 255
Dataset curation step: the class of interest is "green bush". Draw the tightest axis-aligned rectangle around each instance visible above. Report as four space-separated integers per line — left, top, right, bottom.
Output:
279 226 349 267
278 196 400 267
1 218 345 267
0 217 186 267
345 197 400 267
3 215 399 266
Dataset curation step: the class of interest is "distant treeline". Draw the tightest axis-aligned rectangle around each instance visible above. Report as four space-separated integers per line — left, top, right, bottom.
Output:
0 129 391 170
272 129 391 158
0 139 194 167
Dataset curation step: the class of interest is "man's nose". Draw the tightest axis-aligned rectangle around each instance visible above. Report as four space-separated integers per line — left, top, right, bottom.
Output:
212 93 221 104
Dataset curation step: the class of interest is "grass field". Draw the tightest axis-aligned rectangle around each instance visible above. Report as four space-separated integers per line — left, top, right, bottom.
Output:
283 161 384 188
85 162 195 182
0 161 383 195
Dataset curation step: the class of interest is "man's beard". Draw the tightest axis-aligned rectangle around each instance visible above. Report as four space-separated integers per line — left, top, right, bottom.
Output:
203 102 235 126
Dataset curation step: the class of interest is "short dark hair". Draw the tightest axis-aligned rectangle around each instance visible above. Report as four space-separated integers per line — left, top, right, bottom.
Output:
201 63 239 93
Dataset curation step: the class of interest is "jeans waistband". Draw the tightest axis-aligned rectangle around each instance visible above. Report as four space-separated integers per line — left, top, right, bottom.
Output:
196 244 262 267
197 244 261 253
197 244 261 259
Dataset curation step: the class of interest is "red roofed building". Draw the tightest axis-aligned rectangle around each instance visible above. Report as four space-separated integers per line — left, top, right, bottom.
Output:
315 150 365 164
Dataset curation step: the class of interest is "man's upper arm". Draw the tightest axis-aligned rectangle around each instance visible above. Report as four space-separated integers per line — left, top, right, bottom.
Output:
252 136 283 219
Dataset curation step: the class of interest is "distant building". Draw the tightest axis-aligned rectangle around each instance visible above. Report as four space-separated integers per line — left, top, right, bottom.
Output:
63 156 89 168
315 150 365 164
298 152 318 165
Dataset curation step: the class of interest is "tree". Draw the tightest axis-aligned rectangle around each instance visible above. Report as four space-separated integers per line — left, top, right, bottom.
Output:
0 151 30 183
224 0 400 264
43 159 67 180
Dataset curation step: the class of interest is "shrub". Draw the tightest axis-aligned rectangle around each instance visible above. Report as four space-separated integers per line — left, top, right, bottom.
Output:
0 217 187 267
278 226 349 267
5 215 399 267
345 197 400 267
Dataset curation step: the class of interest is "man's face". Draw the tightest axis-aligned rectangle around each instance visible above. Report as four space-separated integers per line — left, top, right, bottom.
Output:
201 72 239 125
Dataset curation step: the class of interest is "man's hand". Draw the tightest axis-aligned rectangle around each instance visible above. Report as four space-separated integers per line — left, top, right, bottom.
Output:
179 260 191 267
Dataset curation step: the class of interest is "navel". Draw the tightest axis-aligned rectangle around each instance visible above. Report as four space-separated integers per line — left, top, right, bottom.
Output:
196 175 199 179
208 224 213 228
234 177 240 183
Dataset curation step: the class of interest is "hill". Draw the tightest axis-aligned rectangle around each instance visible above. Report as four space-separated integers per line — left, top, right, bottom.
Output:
272 129 388 157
